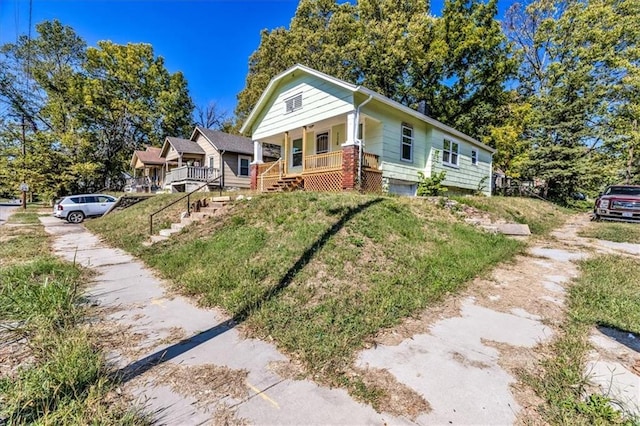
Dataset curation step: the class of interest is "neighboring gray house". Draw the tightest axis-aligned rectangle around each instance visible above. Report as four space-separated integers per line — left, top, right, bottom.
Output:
190 127 256 189
157 127 267 192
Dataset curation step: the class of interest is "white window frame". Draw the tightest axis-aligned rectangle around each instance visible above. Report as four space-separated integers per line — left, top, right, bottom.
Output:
401 123 413 162
442 139 459 167
238 155 251 177
471 149 478 166
284 93 302 114
315 131 330 154
208 156 215 169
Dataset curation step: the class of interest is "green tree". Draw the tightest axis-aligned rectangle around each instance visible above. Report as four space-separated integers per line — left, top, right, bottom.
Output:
0 21 195 195
236 0 514 142
504 0 638 200
412 0 517 140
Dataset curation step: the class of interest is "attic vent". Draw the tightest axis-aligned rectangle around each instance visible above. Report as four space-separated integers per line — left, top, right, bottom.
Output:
285 93 302 113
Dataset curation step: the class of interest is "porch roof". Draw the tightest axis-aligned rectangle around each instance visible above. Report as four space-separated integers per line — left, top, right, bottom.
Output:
241 64 495 154
130 146 164 169
160 137 205 158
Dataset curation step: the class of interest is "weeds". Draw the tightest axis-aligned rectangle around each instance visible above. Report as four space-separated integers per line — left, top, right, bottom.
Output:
525 254 640 424
0 210 148 424
452 195 571 235
92 191 524 406
579 222 640 244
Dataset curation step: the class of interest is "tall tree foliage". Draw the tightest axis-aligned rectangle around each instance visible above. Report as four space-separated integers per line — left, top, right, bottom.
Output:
236 0 515 141
0 20 195 197
505 0 639 199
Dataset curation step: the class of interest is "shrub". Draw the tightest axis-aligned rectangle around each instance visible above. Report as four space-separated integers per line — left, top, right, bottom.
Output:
417 171 447 196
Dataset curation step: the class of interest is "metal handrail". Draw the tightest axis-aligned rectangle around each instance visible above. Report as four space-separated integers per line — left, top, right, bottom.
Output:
149 176 221 235
260 158 282 192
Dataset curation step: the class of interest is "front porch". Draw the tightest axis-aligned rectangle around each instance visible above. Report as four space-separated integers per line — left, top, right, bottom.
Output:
252 145 382 193
165 165 221 192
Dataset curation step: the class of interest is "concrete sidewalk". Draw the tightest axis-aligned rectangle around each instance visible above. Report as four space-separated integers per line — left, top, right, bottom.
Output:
40 216 407 425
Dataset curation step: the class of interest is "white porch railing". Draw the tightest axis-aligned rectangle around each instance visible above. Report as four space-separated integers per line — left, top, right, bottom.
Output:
166 166 219 184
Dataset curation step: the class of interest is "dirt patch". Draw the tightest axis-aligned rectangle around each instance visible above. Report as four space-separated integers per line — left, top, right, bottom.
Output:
0 338 33 379
156 326 188 346
268 359 307 380
90 320 148 362
154 363 249 404
353 366 431 419
151 363 250 424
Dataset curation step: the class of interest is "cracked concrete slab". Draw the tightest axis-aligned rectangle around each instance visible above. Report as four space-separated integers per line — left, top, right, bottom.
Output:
39 216 409 425
358 298 552 425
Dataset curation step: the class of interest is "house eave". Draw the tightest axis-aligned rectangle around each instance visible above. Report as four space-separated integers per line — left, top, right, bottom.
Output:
242 64 495 155
354 87 496 154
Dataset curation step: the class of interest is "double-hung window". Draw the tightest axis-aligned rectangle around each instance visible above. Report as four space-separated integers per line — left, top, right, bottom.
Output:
401 124 413 162
471 149 478 166
442 139 459 167
238 155 251 177
284 93 302 113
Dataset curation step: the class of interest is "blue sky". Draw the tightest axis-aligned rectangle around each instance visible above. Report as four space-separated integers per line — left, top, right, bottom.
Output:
1 0 508 118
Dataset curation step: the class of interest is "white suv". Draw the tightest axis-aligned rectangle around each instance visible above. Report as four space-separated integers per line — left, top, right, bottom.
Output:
53 194 117 223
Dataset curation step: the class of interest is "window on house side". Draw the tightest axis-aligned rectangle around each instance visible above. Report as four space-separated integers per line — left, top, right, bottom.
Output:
238 156 251 177
443 139 459 166
316 132 329 154
471 149 478 165
401 124 413 162
285 93 302 113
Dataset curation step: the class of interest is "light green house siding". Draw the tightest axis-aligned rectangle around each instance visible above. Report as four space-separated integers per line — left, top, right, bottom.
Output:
430 129 492 196
361 100 429 184
252 74 354 140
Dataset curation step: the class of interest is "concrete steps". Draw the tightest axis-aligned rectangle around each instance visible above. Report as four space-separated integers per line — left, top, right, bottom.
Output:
148 196 236 244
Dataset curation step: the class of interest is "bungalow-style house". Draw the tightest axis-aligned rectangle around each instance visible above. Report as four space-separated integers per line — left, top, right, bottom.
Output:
241 64 495 196
129 146 169 192
157 127 267 192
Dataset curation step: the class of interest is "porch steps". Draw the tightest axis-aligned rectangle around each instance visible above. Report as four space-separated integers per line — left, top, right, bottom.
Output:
147 196 235 245
266 176 304 192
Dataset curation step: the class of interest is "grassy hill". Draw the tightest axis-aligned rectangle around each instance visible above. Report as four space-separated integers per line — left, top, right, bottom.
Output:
87 192 566 402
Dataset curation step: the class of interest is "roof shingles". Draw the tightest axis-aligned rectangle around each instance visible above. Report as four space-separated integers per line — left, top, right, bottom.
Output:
166 137 205 155
195 127 254 155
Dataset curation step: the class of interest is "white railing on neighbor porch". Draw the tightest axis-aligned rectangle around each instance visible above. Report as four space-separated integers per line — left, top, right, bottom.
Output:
165 166 220 184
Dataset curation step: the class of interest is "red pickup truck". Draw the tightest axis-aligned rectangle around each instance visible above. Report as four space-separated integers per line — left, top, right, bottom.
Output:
594 185 640 222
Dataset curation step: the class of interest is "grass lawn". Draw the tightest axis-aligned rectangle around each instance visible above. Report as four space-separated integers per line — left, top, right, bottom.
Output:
0 211 147 424
526 254 640 424
89 191 526 403
579 221 640 244
452 195 571 235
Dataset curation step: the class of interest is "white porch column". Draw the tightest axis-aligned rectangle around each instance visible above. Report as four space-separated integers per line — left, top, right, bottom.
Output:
252 140 264 164
344 110 357 146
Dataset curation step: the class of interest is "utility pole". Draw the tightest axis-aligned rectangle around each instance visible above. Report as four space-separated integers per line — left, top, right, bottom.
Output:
20 0 33 210
21 116 27 210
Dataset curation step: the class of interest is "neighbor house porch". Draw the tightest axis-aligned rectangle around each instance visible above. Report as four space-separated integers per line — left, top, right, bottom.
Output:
250 113 382 193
